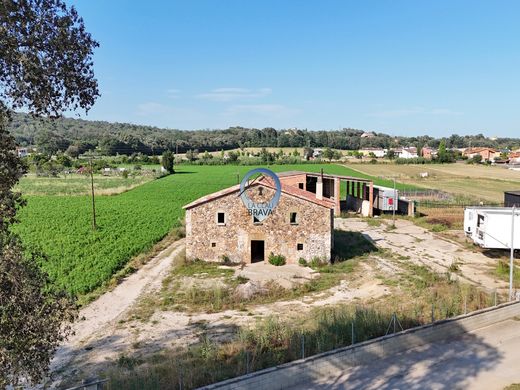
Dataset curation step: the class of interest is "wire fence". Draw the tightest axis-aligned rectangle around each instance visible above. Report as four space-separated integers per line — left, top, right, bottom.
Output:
87 286 508 390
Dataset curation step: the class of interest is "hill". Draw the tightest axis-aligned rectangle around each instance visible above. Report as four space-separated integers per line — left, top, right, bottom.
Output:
7 112 520 156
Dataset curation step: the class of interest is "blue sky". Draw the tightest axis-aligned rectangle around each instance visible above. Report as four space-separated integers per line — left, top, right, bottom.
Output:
69 0 520 136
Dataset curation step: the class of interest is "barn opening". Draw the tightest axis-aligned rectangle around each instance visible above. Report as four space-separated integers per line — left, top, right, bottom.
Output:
251 240 265 263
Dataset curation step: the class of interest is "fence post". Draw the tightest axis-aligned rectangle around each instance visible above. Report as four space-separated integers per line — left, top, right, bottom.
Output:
245 350 250 374
464 295 467 314
351 322 355 345
178 366 183 390
301 333 305 359
494 289 497 306
431 302 435 323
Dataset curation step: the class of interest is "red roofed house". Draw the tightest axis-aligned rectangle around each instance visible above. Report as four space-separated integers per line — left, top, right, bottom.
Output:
183 174 335 265
463 147 499 162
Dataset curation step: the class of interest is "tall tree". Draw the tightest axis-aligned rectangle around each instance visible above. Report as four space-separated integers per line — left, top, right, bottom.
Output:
0 0 99 386
161 150 175 174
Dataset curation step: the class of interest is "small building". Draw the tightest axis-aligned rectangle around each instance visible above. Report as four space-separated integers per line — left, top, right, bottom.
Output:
394 147 418 159
421 147 437 160
312 148 323 158
358 148 387 158
16 147 28 157
184 175 335 265
505 191 520 207
361 132 376 138
463 147 498 162
508 151 520 164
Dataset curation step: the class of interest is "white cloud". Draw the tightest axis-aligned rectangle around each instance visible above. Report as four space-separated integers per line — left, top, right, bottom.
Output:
137 102 172 116
166 88 181 99
368 107 463 118
222 104 300 117
197 87 272 102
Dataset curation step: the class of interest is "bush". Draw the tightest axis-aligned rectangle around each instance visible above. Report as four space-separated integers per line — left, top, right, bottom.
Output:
220 255 232 266
310 256 327 268
268 253 286 266
298 258 308 266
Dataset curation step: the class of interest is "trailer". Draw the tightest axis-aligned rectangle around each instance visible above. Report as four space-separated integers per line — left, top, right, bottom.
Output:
464 206 502 240
464 206 520 249
372 185 399 212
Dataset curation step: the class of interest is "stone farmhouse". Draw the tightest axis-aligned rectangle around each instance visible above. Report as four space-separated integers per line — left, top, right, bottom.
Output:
184 174 336 265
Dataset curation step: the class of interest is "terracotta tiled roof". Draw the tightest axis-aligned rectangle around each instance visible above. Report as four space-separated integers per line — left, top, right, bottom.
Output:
183 175 334 210
259 176 335 208
464 147 497 154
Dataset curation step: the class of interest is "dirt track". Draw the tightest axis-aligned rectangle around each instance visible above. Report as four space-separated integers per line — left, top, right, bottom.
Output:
49 218 508 386
336 218 506 292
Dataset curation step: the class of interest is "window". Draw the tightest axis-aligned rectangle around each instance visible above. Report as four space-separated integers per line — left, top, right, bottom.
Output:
253 215 261 224
211 242 216 248
298 183 304 189
217 212 225 225
297 243 304 251
290 212 298 225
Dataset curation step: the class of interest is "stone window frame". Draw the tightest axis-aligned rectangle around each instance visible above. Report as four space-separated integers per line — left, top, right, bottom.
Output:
297 243 304 251
252 215 262 225
289 211 298 225
211 242 216 248
216 211 226 226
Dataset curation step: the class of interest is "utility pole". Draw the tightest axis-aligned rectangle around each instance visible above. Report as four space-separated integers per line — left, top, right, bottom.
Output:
393 178 397 227
89 156 97 230
510 205 516 300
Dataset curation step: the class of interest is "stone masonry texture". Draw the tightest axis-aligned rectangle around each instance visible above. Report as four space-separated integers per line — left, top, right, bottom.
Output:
185 183 333 264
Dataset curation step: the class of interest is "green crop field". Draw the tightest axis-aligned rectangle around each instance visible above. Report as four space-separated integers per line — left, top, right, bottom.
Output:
13 164 415 296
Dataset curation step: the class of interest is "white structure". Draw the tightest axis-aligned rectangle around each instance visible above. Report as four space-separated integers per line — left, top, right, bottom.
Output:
359 148 387 158
394 147 418 159
464 207 520 249
16 147 28 157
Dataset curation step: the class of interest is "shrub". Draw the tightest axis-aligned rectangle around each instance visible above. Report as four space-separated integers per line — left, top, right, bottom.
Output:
268 253 286 266
298 258 308 266
220 255 232 265
310 256 327 268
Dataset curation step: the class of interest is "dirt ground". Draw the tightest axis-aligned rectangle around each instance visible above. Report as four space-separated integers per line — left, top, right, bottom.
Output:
48 246 389 387
335 218 506 292
48 217 509 387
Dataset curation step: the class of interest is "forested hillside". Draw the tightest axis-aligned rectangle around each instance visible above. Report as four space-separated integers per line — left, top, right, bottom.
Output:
7 112 520 155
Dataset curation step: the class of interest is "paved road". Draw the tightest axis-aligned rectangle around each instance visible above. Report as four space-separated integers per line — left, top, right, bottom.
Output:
293 319 520 390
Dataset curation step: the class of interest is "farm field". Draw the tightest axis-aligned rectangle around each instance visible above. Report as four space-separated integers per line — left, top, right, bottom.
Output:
13 164 410 296
349 162 520 203
16 173 154 196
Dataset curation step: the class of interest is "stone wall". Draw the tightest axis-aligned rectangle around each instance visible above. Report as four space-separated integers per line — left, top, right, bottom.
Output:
185 184 333 264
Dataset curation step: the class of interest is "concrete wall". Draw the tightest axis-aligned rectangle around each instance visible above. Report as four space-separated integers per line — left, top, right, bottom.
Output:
199 301 520 390
186 184 333 264
346 196 370 217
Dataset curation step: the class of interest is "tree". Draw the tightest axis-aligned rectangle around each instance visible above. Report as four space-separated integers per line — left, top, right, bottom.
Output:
0 237 77 388
437 139 451 163
322 147 334 161
1 0 98 386
303 147 314 160
161 150 175 174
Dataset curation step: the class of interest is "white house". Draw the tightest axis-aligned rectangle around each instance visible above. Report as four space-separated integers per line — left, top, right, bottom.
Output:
394 147 418 159
16 147 28 157
359 148 387 158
